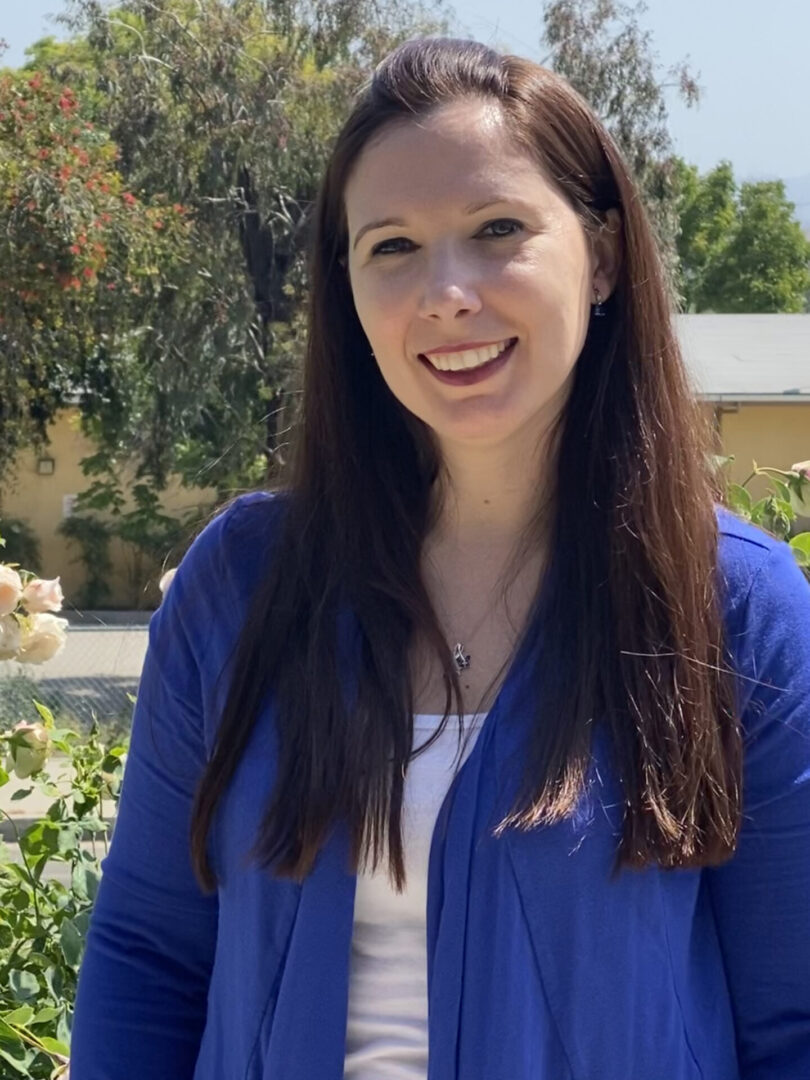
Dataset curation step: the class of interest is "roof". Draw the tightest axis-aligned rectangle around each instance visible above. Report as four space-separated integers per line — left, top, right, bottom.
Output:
676 314 810 402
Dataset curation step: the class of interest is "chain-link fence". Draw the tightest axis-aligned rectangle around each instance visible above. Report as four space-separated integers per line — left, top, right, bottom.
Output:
0 611 151 740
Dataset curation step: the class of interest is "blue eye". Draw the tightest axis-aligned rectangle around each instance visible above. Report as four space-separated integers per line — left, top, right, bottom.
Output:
370 218 523 256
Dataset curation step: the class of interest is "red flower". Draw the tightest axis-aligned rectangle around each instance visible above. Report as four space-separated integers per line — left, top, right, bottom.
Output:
59 165 72 181
106 282 116 290
37 148 49 160
122 192 136 205
69 244 81 255
83 267 94 279
153 219 164 230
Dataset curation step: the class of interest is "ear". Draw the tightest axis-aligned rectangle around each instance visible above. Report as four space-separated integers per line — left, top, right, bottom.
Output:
590 208 622 301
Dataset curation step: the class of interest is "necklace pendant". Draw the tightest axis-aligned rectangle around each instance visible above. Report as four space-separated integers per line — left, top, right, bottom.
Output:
452 642 471 672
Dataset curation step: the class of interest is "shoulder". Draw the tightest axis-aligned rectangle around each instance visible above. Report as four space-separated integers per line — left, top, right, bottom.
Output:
714 503 804 616
153 489 292 658
178 488 291 583
714 504 810 719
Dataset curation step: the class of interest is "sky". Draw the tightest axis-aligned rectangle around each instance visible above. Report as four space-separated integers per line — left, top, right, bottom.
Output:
2 0 809 196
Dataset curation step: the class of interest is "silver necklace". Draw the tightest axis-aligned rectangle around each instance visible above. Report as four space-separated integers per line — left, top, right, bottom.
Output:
425 543 528 675
448 601 496 673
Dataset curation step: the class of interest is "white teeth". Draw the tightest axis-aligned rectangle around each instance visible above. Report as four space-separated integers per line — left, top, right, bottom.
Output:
425 338 513 372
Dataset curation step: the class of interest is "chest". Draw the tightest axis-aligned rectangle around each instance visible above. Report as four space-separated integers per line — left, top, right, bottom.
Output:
409 551 543 716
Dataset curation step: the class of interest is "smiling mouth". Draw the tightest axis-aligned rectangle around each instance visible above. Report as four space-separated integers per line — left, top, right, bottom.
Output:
418 338 518 387
420 337 517 373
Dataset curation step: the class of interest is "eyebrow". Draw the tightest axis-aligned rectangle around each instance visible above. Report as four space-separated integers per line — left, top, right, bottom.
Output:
351 197 519 251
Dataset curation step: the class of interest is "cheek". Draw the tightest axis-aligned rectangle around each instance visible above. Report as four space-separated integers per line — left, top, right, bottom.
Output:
352 276 408 344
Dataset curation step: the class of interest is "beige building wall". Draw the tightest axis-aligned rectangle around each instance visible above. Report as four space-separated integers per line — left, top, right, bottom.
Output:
1 400 807 610
716 403 810 502
0 407 219 610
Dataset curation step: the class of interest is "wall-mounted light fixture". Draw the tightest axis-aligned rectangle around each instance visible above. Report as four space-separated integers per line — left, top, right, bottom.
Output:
36 457 55 475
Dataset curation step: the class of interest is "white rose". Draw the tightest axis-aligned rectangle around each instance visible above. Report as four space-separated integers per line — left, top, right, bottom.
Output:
0 565 23 616
21 576 64 613
0 613 22 660
158 567 177 596
16 612 69 664
7 721 51 779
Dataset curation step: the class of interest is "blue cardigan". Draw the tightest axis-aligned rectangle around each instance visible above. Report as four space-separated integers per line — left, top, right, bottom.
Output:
70 491 810 1079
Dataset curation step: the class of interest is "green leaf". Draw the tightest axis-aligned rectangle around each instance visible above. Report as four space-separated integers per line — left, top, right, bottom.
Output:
60 918 82 967
789 533 810 566
10 788 34 802
0 766 8 787
30 1006 61 1025
1 1006 34 1027
712 453 735 469
774 497 795 520
57 825 80 857
772 478 792 503
71 862 88 898
43 966 63 1001
85 865 100 901
32 701 55 729
38 1036 70 1056
727 483 752 515
749 497 769 525
0 1043 31 1075
9 969 39 1002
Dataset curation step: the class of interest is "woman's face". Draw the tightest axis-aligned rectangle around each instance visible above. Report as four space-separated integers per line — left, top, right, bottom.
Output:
343 98 620 450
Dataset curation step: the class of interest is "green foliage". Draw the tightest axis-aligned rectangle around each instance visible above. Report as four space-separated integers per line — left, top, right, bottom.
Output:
0 704 127 1079
541 0 701 291
719 458 810 577
676 159 810 312
0 68 192 483
0 518 42 573
56 466 208 608
19 0 452 495
56 514 113 609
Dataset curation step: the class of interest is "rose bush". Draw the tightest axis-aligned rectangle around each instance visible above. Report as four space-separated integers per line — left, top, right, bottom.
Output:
0 532 127 1079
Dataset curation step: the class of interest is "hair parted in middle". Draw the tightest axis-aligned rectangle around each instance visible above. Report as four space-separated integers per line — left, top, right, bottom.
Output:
188 35 741 895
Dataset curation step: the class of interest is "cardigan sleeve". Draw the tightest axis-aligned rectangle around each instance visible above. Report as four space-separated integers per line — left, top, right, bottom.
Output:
706 540 810 1079
69 502 238 1078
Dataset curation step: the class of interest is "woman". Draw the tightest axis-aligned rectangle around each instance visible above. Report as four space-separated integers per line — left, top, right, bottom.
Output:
70 36 810 1079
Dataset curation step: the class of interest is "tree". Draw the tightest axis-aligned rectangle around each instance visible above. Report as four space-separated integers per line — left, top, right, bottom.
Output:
541 0 701 292
0 62 189 482
675 159 810 312
19 0 453 496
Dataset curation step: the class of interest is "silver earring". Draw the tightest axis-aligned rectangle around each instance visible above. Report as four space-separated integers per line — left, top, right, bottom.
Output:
592 286 606 317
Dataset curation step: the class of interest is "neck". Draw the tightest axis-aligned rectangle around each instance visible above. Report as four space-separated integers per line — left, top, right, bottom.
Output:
427 423 556 555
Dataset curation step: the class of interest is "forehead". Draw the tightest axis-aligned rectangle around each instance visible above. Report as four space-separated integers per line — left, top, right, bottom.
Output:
344 99 556 225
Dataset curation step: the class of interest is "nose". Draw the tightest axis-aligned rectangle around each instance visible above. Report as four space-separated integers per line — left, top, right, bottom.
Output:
416 249 483 320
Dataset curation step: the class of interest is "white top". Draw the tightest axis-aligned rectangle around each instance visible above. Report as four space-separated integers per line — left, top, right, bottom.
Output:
343 712 488 1078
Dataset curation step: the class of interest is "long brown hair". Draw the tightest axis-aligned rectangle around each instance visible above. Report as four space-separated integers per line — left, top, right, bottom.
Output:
188 36 741 893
